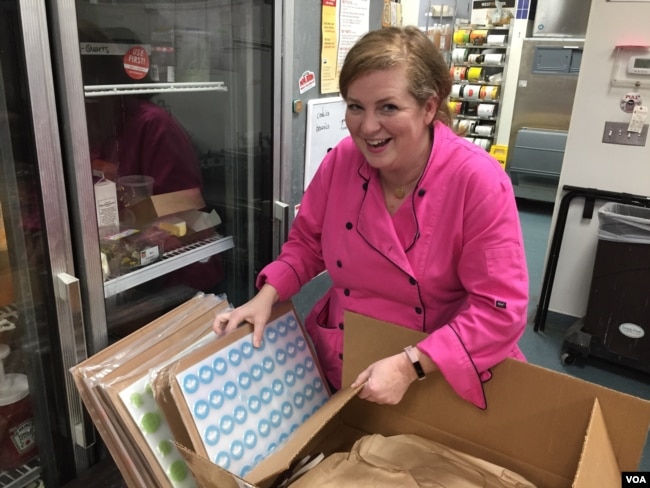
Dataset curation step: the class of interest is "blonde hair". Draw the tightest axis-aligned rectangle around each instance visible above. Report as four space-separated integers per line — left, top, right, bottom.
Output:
339 26 453 127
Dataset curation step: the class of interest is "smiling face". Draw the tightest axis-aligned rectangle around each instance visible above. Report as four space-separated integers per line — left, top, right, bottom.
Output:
345 65 438 174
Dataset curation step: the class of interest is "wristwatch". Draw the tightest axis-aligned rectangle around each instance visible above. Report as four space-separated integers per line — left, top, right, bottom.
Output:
404 345 426 381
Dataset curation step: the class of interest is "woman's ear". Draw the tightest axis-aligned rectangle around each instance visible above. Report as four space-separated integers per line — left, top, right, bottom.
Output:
424 95 439 125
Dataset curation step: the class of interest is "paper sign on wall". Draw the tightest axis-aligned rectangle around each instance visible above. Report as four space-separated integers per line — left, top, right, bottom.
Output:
304 97 349 190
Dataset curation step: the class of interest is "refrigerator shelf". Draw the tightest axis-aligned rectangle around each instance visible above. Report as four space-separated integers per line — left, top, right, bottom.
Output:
84 81 228 97
103 234 234 298
0 457 41 488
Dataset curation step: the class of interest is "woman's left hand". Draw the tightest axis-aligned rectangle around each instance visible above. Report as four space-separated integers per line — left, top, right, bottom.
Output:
350 352 418 404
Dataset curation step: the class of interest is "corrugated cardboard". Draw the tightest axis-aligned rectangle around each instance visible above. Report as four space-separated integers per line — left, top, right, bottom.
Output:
125 187 206 227
178 311 650 488
71 293 228 488
153 301 331 474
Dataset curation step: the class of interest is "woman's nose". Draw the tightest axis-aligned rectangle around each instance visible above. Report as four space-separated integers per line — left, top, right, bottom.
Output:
359 112 381 133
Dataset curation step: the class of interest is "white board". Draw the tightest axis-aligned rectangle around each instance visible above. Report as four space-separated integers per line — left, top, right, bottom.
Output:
304 97 349 190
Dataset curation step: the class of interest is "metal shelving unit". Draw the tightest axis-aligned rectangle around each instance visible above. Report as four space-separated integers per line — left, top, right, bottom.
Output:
449 24 511 152
0 457 41 488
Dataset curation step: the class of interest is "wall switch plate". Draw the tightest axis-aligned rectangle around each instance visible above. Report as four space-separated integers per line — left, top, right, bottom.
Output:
602 121 648 146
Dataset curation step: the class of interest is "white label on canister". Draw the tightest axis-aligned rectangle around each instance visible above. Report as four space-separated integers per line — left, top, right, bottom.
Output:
618 322 645 339
486 34 506 45
452 48 467 64
477 103 496 118
475 124 494 136
483 53 504 65
463 84 481 100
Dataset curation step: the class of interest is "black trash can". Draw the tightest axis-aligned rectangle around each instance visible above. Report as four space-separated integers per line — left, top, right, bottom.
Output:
581 202 650 369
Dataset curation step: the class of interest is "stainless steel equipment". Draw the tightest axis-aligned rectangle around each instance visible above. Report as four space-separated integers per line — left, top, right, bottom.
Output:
533 0 592 38
506 38 584 202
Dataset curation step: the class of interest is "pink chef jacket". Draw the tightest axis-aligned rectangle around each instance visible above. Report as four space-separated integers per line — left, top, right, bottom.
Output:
258 121 528 409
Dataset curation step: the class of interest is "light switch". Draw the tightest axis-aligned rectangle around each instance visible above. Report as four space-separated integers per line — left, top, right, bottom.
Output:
602 121 648 146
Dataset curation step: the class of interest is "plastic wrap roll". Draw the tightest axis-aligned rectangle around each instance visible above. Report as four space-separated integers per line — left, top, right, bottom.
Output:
463 84 481 100
453 29 471 44
450 66 468 81
479 85 499 100
487 34 507 45
477 103 496 118
467 67 483 82
483 53 504 65
474 124 495 136
469 29 488 45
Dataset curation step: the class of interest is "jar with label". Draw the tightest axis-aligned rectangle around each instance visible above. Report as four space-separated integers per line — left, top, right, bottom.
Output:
0 345 37 470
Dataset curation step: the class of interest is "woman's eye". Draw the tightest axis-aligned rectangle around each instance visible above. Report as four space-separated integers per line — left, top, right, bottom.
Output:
346 104 361 112
382 104 398 113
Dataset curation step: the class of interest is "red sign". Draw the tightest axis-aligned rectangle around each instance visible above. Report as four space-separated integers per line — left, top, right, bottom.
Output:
123 46 150 80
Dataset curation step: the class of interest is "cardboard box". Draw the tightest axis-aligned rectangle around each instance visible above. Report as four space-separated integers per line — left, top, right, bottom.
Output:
158 208 222 252
177 311 650 488
71 293 229 488
124 188 205 227
122 188 221 251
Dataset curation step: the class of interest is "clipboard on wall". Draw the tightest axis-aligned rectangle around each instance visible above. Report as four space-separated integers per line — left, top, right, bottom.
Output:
304 97 349 190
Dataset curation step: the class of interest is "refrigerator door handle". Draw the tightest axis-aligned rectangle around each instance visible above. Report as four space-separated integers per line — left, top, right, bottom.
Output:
56 272 96 449
273 201 290 256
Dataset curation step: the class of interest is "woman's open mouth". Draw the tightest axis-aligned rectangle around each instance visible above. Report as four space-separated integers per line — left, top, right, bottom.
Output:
367 138 391 148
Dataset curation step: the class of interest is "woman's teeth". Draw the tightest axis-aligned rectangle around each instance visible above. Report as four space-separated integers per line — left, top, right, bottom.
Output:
367 139 389 147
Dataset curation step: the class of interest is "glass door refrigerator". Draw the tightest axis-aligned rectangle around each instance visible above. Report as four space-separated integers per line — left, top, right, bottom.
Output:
1 0 283 485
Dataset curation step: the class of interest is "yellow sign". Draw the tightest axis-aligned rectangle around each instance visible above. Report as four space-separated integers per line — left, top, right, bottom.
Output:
321 0 339 94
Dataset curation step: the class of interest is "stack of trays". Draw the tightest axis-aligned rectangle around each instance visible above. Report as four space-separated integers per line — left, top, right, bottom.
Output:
71 296 329 487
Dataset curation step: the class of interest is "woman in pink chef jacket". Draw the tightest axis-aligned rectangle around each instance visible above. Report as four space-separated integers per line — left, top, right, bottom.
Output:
214 26 528 409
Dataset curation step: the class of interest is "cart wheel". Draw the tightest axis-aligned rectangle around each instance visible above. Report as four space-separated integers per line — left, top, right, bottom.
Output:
561 352 575 366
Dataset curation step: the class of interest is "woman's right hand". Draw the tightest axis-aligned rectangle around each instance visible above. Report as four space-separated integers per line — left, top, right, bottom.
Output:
212 284 279 348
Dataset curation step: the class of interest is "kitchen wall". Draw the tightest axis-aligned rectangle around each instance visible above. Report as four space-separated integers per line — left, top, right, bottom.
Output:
548 0 650 317
405 0 650 320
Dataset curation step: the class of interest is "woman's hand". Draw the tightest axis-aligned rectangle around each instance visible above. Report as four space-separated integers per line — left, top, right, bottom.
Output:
212 284 279 347
350 352 418 404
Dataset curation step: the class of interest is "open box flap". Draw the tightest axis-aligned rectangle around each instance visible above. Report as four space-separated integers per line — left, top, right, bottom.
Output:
128 187 205 226
573 398 620 488
246 386 360 484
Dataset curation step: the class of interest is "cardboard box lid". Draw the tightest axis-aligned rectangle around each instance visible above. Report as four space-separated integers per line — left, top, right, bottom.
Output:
126 187 206 226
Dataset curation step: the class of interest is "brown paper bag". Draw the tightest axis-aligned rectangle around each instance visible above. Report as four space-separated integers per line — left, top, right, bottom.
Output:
289 433 536 488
